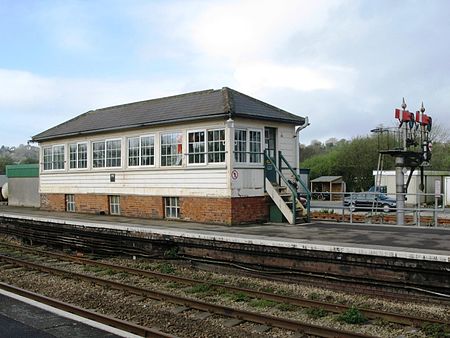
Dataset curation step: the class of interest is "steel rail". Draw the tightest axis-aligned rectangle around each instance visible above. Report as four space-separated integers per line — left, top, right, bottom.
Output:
0 282 177 338
1 242 447 328
0 254 375 338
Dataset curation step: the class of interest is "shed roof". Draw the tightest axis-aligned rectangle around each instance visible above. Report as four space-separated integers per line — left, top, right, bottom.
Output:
33 87 305 142
6 164 39 178
310 176 343 183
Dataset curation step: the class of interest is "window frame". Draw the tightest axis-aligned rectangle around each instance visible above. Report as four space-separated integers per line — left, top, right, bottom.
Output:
109 195 121 215
42 144 65 171
164 197 180 219
234 128 263 165
207 128 226 164
234 129 248 163
160 131 183 167
248 129 263 164
65 194 75 212
69 142 88 170
92 138 122 169
187 129 207 166
127 134 155 168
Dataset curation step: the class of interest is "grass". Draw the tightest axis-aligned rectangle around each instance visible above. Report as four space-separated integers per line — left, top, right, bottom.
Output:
186 284 212 294
156 263 176 274
421 323 450 338
277 303 298 312
306 307 328 319
337 306 367 324
225 291 250 303
249 298 277 308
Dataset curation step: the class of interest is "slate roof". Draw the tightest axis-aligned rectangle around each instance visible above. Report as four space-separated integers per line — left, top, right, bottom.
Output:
33 87 305 142
310 176 343 183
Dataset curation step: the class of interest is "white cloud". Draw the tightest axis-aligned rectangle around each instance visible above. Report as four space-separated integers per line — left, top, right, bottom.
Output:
0 68 188 145
188 0 341 62
234 61 356 92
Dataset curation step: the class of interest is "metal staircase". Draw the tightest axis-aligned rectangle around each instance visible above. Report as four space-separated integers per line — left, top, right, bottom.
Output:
264 151 311 224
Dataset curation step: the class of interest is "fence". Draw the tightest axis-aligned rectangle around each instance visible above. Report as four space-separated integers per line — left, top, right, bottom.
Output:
308 190 449 227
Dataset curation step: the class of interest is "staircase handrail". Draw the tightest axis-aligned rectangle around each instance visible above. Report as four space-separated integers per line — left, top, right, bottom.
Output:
264 151 297 223
278 151 311 222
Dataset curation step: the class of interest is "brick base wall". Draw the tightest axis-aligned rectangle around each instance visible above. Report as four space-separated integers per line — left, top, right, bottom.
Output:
231 196 269 224
40 193 65 212
40 193 269 225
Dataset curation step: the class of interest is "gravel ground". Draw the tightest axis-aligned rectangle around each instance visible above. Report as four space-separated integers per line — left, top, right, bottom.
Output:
0 237 449 338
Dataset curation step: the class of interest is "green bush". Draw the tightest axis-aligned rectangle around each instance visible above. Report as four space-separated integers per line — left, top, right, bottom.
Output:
422 323 450 338
337 306 367 324
306 307 328 319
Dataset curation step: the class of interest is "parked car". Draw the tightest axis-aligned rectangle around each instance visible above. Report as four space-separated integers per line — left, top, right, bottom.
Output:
343 193 396 212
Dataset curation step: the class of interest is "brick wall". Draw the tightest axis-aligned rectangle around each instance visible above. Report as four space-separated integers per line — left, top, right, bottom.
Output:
121 195 163 219
40 193 270 225
40 193 65 212
180 197 232 225
231 196 269 224
76 194 109 214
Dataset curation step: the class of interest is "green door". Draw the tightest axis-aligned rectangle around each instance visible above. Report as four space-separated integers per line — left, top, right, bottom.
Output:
265 127 277 183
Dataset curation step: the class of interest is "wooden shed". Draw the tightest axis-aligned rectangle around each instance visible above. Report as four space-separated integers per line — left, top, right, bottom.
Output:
310 176 345 201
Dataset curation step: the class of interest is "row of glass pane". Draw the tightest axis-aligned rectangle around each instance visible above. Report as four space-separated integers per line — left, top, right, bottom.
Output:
43 128 262 170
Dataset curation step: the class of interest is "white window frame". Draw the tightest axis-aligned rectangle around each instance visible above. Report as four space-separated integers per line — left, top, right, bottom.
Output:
92 138 122 169
207 128 226 164
234 128 263 164
109 195 120 215
248 129 263 164
42 144 65 171
69 142 88 170
160 131 183 167
164 197 180 219
187 129 207 166
234 129 247 163
66 194 75 212
127 134 155 167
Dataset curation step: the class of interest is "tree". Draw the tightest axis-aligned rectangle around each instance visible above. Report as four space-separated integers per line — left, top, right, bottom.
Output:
0 155 14 174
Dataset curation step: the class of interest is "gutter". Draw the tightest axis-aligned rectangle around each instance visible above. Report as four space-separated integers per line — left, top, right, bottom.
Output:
295 116 310 176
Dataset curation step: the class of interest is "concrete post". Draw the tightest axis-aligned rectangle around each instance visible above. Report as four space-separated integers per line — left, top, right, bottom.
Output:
395 156 405 225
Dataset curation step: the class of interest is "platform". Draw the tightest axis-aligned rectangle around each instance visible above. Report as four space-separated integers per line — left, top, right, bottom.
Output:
0 205 449 262
0 291 126 338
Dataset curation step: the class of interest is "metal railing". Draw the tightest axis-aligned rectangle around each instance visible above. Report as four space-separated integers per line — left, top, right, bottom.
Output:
264 151 299 223
308 190 449 227
278 151 311 222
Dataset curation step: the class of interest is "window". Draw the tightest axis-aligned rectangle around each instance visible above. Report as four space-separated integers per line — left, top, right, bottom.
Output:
165 197 180 219
66 194 75 212
92 141 105 168
43 147 52 170
128 135 155 167
161 132 182 166
234 130 247 162
69 143 87 169
42 145 65 171
92 140 121 168
188 131 205 164
234 129 262 164
249 130 262 163
109 195 120 215
106 140 121 167
208 129 225 163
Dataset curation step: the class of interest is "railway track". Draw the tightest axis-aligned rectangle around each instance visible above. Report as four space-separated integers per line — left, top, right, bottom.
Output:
1 240 448 337
0 282 177 338
0 252 375 338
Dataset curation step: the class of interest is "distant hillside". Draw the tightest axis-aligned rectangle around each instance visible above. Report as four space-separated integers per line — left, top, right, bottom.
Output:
0 144 39 174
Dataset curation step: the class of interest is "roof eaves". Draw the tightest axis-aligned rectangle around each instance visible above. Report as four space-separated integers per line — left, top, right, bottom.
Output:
32 113 229 142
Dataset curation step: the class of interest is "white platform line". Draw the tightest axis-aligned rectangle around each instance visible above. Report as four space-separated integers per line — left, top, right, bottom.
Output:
0 288 141 338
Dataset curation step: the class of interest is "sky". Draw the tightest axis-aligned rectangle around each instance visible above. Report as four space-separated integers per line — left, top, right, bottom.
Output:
1 0 449 146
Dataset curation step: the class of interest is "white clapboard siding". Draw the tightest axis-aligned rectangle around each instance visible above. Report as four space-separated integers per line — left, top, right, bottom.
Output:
40 168 229 197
